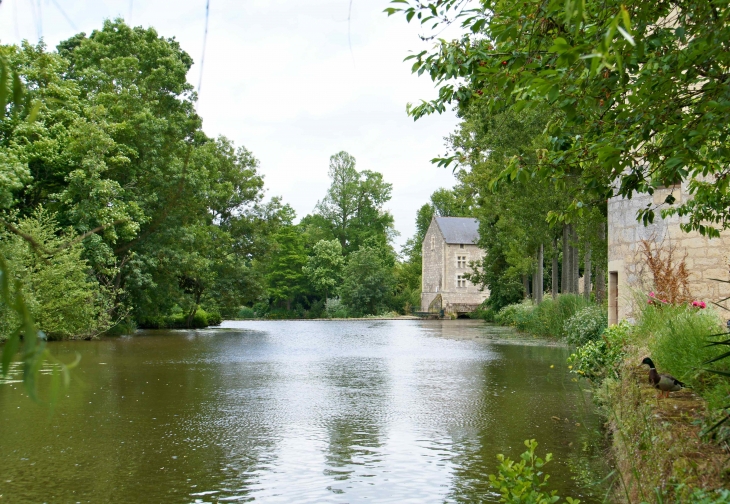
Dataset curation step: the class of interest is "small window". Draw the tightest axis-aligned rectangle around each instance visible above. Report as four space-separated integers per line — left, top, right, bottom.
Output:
457 256 467 268
430 236 435 250
459 244 465 249
457 275 467 288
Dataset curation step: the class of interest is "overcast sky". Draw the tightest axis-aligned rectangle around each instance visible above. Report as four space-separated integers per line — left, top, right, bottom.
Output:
0 0 461 248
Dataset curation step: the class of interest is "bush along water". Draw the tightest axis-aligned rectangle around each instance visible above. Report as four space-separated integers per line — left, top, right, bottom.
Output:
563 306 608 346
494 294 594 339
567 302 730 502
488 439 580 504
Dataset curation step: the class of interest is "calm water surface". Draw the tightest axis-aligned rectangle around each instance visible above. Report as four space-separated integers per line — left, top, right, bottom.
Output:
0 320 609 503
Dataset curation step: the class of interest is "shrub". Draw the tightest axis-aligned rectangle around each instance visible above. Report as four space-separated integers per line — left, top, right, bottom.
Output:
495 301 534 330
138 308 218 329
488 439 579 504
325 297 348 318
563 306 608 346
470 307 496 322
237 307 256 319
568 320 630 383
641 304 730 407
495 294 593 339
0 209 113 340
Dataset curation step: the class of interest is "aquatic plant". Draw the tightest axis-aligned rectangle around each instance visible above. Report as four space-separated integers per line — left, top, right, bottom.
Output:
488 439 580 504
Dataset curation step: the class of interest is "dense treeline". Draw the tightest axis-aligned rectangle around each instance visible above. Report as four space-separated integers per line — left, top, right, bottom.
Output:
0 20 296 336
251 151 422 319
0 20 438 335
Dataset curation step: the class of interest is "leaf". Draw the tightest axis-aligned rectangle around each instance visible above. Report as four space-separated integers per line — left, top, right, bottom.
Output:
620 6 632 32
703 350 730 365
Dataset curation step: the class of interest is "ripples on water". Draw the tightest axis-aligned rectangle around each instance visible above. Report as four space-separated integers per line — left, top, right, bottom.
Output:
0 320 608 503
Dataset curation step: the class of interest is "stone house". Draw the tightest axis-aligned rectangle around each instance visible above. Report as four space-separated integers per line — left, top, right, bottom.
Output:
607 183 730 324
421 217 488 315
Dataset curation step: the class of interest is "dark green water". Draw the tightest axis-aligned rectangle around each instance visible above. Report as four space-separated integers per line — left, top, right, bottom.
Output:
0 320 609 503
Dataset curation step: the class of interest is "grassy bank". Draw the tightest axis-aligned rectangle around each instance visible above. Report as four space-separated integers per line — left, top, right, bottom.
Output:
569 306 730 502
480 294 606 343
488 295 730 501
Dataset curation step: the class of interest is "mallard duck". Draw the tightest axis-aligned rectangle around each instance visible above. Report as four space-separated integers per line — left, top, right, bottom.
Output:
641 357 686 398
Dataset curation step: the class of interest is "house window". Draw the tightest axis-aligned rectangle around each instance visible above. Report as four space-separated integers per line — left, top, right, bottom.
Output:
457 256 467 268
430 236 435 251
459 244 465 249
457 275 467 288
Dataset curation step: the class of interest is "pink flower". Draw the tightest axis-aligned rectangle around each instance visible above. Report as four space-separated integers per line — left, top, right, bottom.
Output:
649 292 655 297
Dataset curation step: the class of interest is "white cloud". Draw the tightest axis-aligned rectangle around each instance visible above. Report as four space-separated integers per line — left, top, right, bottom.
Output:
0 0 462 246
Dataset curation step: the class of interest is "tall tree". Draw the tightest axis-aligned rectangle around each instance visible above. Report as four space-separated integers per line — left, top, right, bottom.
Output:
303 239 345 302
315 151 394 253
265 225 307 311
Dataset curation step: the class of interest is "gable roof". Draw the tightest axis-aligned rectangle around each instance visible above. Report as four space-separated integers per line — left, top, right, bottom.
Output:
434 217 480 244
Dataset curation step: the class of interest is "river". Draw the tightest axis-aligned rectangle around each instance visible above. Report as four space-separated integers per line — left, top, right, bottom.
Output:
0 320 609 503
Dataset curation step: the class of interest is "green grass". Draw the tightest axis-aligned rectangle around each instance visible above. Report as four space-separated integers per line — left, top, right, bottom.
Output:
495 294 594 339
631 304 730 409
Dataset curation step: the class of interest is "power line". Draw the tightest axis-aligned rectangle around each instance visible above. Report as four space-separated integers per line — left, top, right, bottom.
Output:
197 0 210 95
347 0 354 66
50 0 78 31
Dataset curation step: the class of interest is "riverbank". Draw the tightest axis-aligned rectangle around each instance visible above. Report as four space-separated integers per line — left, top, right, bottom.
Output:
604 358 729 503
566 308 730 502
487 296 730 501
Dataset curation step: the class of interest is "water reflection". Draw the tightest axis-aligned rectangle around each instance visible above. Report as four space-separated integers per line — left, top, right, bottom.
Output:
0 320 608 503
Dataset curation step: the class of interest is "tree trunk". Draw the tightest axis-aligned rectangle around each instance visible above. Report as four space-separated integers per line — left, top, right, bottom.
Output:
523 274 530 299
571 224 580 294
561 225 569 294
584 246 592 301
596 222 606 303
552 238 559 299
537 243 544 303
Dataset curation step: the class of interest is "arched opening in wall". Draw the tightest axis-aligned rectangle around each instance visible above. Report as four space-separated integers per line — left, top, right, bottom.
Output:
456 313 471 319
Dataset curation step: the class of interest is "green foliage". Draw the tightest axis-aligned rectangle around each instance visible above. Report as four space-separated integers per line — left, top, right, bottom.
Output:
389 0 730 236
563 306 608 346
339 240 396 316
469 306 496 322
302 239 344 301
324 297 348 318
488 439 580 504
495 295 593 338
138 307 219 329
636 304 730 408
0 21 278 333
264 225 307 310
495 301 535 330
0 209 113 340
237 307 256 319
314 151 394 254
678 487 730 504
568 321 629 382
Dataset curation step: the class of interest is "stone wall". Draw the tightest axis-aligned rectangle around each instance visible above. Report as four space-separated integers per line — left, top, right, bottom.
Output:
421 222 488 312
608 184 730 323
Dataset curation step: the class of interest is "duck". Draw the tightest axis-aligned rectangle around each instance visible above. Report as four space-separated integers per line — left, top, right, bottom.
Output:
641 357 687 398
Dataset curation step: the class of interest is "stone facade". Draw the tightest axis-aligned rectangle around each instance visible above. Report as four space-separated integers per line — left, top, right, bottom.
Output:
607 184 730 324
421 217 488 314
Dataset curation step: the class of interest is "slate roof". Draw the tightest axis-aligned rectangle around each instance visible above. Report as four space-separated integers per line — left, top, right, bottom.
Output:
434 217 480 244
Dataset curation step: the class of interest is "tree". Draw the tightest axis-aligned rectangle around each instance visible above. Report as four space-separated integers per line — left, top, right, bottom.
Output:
303 239 345 302
315 151 395 253
340 241 396 316
388 0 730 237
0 209 112 340
1 21 277 328
265 225 307 311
